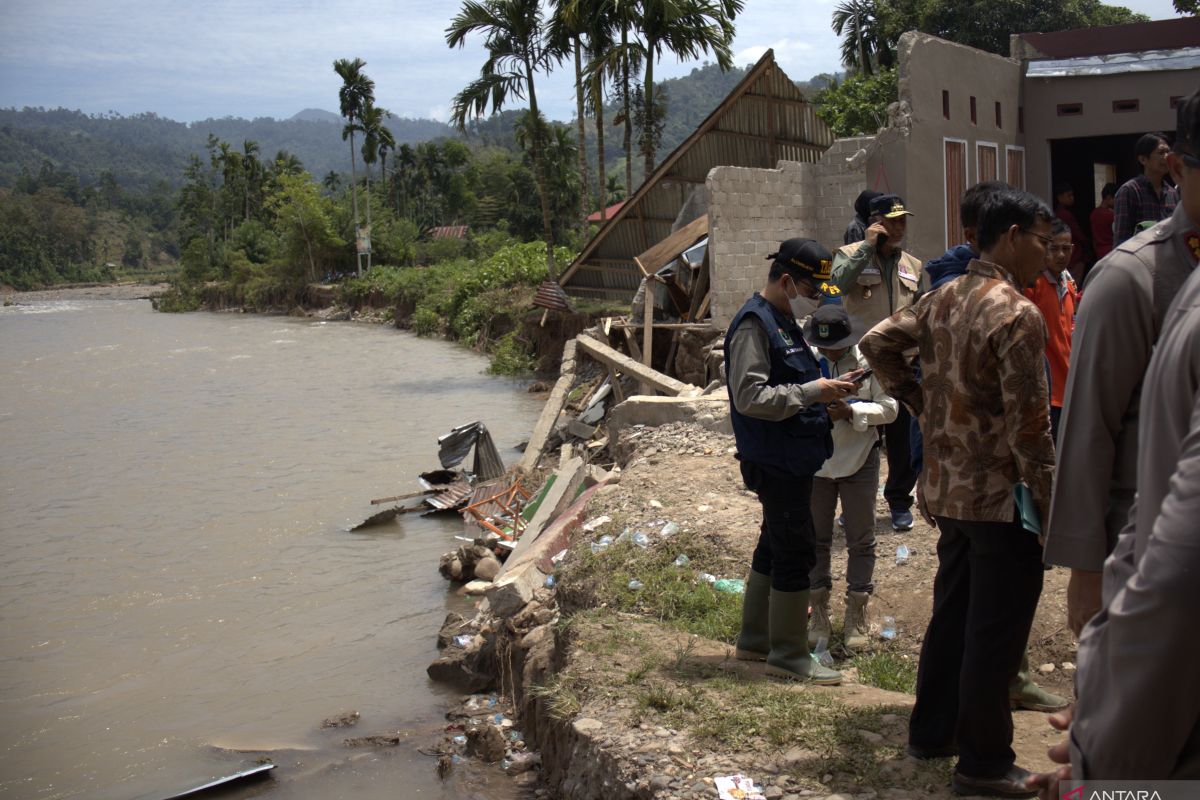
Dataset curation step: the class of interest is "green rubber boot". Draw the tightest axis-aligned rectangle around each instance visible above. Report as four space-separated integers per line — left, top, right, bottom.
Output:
765 588 842 685
1009 650 1069 712
734 570 771 661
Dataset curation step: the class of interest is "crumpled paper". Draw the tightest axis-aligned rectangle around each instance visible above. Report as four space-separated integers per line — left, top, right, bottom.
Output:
714 774 765 800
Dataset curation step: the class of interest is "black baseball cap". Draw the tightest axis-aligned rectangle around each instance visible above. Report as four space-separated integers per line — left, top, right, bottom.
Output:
803 303 860 350
767 238 834 285
869 194 914 218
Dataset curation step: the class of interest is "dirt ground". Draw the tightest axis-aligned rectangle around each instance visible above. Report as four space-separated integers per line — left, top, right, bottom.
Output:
544 419 1077 798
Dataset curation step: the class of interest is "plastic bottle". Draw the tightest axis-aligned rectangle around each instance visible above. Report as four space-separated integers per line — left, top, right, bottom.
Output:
632 532 650 548
661 522 681 537
895 544 910 565
544 575 556 589
880 616 897 640
628 579 645 590
452 634 473 648
698 572 717 584
452 734 467 746
673 554 690 567
713 578 745 594
813 636 834 667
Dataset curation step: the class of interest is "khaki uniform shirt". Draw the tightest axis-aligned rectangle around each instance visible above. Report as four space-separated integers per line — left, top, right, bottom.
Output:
1044 203 1199 570
831 241 925 332
859 259 1055 524
1069 232 1200 780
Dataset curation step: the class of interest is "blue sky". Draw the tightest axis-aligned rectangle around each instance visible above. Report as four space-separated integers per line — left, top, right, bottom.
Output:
0 0 1183 124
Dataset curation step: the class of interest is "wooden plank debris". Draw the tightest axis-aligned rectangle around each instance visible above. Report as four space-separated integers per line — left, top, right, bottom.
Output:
634 214 709 275
575 334 698 396
517 340 577 472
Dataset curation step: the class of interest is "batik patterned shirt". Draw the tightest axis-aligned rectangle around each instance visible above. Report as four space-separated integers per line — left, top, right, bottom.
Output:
859 259 1056 525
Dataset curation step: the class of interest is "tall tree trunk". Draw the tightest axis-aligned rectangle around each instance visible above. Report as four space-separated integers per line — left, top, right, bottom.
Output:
642 52 655 179
364 164 372 272
574 39 589 238
622 26 633 205
527 72 558 281
347 129 361 277
595 77 608 222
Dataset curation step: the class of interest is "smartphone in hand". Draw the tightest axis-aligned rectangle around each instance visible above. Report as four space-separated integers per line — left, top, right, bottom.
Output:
851 368 874 384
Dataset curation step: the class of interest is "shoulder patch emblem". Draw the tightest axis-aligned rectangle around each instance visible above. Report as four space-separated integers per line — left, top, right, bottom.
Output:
778 328 794 347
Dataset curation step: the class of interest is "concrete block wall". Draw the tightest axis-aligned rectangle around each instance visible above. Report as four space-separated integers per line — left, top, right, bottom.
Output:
707 137 872 328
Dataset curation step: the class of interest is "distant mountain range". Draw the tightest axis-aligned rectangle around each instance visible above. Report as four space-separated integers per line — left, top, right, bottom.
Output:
0 63 840 194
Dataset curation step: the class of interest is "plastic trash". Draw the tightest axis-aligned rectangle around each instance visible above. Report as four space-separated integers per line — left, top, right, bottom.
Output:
880 616 897 640
452 634 473 648
544 575 556 589
508 730 522 742
487 696 498 708
452 734 467 746
698 572 718 584
813 636 834 667
713 578 746 594
673 554 690 567
632 532 650 548
661 522 680 537
591 534 614 554
628 579 645 590
895 544 910 565
493 713 506 724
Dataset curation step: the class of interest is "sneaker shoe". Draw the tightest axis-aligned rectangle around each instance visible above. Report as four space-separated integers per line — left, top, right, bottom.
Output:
891 509 914 531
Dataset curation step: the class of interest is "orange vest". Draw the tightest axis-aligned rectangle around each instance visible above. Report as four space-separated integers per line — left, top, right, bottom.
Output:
1024 272 1078 407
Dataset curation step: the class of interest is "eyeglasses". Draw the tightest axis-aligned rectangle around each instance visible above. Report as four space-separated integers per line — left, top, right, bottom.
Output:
1024 230 1054 246
1047 245 1073 255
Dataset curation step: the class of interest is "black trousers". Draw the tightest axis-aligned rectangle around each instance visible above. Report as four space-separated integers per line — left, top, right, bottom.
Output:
909 515 1045 778
741 461 816 592
883 405 918 511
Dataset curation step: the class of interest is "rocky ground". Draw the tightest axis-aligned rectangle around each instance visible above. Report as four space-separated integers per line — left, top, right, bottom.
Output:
515 419 1074 800
2 282 170 302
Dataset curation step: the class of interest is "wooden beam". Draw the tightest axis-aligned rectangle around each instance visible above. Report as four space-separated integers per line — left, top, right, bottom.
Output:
766 66 777 166
642 277 655 394
611 322 718 331
576 334 697 397
622 326 643 362
635 214 709 275
608 365 627 403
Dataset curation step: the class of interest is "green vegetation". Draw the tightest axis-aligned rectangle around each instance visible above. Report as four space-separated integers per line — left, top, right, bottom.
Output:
813 68 899 138
853 650 918 694
561 530 743 643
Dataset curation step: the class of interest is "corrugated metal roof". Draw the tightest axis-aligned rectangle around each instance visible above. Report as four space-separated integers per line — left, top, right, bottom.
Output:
1025 47 1200 77
561 49 834 300
428 225 469 240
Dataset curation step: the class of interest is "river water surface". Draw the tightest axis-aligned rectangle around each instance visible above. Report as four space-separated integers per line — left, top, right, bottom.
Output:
0 297 543 799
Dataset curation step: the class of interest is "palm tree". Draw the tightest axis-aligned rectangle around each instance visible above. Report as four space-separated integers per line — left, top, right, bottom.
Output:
831 0 883 76
563 0 618 222
322 171 342 195
549 0 591 236
241 140 261 222
359 104 392 271
633 0 743 177
446 0 567 279
333 57 375 276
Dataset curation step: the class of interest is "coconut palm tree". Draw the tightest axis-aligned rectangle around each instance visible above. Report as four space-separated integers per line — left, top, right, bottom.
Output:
359 104 393 271
446 0 567 279
831 0 882 76
333 57 375 275
632 0 742 177
549 0 592 236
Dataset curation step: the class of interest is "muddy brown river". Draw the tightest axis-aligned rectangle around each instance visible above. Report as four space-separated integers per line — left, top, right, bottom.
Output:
0 297 543 799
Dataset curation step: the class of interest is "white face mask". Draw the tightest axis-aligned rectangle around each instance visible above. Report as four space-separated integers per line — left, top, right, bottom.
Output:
786 279 821 319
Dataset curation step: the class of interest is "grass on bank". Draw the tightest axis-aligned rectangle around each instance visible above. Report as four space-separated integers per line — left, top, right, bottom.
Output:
559 528 742 644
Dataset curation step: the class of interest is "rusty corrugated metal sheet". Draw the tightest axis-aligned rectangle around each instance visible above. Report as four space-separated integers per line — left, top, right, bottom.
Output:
560 48 834 300
428 225 469 240
533 279 572 311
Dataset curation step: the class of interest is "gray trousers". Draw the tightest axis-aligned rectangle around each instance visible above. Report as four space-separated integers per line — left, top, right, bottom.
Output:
810 447 879 594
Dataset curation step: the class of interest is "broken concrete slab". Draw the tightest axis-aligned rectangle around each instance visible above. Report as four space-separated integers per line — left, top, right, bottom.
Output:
485 573 536 617
608 395 732 443
517 339 577 473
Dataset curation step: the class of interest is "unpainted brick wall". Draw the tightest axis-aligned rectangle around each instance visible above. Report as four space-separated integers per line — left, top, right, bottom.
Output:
707 137 874 329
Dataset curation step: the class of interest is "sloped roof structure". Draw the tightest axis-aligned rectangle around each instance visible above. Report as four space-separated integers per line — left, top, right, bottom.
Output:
560 49 835 300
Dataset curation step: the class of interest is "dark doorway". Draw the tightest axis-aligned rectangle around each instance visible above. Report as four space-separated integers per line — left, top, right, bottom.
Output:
1049 131 1176 276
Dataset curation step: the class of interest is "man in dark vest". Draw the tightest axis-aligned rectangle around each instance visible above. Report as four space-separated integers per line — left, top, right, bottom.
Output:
726 237 860 684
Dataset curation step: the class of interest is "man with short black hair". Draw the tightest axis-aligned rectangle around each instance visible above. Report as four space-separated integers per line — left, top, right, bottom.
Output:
843 189 881 245
1053 181 1088 273
1113 132 1178 245
861 189 1057 799
1024 218 1078 443
726 238 859 685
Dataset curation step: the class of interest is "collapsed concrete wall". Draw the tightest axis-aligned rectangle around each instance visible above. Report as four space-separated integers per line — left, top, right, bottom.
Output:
707 136 873 328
